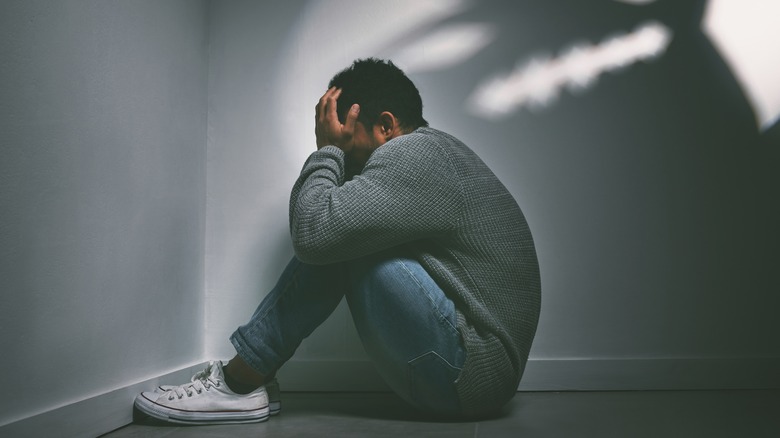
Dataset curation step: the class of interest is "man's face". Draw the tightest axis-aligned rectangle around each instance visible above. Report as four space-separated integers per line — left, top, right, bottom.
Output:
345 120 385 175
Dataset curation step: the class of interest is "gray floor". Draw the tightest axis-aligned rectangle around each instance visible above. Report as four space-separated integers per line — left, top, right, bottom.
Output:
105 390 779 437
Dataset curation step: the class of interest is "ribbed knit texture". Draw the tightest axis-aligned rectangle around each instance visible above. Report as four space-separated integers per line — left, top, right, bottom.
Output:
289 127 541 417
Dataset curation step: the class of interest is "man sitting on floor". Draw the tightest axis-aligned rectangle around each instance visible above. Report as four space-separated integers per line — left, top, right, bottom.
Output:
134 58 541 423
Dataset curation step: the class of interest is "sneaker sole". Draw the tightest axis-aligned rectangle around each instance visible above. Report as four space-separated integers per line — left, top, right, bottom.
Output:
134 393 270 425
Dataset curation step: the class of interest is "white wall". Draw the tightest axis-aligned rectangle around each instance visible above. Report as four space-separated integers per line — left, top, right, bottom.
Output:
0 0 208 427
204 0 305 359
204 0 779 389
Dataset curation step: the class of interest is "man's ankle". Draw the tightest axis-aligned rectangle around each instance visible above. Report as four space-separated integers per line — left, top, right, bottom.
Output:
223 355 268 394
222 369 262 394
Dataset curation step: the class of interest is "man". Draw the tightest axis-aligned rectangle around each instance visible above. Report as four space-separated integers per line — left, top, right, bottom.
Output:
134 58 541 423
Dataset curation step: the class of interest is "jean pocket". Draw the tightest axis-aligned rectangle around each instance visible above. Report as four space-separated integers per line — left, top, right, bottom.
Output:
408 350 462 415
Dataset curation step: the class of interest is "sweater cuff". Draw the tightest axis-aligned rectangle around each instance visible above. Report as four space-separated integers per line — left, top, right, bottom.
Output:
301 145 346 185
315 145 345 160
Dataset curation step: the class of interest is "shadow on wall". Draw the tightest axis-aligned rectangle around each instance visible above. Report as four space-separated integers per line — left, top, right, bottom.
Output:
268 0 778 358
369 0 778 354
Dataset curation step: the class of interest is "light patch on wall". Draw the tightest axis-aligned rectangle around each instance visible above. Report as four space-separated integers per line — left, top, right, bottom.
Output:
391 23 496 73
467 21 672 119
703 0 780 131
274 0 469 167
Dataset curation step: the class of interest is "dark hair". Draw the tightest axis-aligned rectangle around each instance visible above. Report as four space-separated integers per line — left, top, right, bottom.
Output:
328 58 428 131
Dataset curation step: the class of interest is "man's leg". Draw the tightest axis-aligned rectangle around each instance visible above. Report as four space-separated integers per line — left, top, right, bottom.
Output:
136 253 464 422
229 256 347 382
346 251 466 417
233 250 467 416
135 256 346 424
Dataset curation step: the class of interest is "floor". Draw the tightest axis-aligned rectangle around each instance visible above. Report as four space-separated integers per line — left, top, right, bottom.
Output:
104 390 779 437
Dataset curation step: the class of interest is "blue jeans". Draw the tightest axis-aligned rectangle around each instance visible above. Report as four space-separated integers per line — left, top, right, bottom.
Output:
230 251 466 417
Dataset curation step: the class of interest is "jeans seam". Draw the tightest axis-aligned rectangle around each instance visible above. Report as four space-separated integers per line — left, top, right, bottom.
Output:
407 350 463 415
408 349 463 371
235 259 305 373
244 262 302 341
397 259 460 335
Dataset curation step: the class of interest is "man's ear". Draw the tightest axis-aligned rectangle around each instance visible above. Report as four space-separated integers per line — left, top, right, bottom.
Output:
377 111 400 141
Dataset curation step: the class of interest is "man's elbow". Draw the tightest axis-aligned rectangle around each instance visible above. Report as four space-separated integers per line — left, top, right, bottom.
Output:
291 235 329 265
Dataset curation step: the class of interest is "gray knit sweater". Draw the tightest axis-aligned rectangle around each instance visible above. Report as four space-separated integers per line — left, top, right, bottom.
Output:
289 127 541 417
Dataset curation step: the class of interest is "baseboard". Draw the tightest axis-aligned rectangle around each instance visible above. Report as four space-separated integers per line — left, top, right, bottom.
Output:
518 357 780 391
0 362 207 438
276 356 780 392
2 357 776 437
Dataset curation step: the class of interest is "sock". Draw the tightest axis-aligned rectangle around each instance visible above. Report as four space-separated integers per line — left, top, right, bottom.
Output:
222 369 261 395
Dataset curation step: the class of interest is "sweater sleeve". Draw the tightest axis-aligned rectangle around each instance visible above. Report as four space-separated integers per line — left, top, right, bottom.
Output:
289 135 463 264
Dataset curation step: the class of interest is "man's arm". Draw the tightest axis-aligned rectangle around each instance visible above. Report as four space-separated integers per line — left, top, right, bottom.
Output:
289 138 463 264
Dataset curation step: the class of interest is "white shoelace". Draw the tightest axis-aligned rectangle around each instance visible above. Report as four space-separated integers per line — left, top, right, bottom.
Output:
165 362 221 400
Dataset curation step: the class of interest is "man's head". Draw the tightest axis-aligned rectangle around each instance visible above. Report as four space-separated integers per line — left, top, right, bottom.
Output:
328 58 428 133
325 58 428 175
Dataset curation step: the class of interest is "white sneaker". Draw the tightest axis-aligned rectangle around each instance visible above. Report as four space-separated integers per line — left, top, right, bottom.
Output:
134 361 269 425
156 376 282 415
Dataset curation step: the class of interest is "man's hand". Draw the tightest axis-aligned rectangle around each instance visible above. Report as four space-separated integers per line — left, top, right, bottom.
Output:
315 87 360 152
